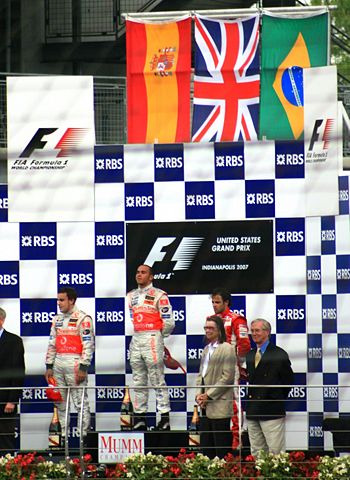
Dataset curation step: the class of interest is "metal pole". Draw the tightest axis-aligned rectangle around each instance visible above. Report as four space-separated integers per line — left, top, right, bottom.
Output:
237 384 242 458
65 388 72 479
79 386 86 480
122 5 334 21
6 0 11 71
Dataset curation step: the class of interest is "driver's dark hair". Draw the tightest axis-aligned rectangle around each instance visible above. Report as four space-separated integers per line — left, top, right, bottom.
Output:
138 264 154 276
58 287 78 303
211 287 231 307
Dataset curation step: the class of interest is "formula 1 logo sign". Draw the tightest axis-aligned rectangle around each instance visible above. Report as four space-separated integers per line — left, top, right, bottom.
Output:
7 75 95 223
126 221 273 294
11 128 89 171
306 119 334 164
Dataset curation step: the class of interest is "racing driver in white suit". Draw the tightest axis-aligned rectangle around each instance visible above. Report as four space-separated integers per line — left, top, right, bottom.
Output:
45 287 94 442
127 264 174 431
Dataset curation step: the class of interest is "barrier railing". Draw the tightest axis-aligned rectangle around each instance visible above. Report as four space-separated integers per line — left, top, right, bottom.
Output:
0 384 349 479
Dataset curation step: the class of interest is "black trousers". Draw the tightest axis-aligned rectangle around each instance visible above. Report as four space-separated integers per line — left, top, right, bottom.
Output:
200 414 232 459
0 410 16 455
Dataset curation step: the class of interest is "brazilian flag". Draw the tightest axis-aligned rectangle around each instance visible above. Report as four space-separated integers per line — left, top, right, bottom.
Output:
259 12 328 141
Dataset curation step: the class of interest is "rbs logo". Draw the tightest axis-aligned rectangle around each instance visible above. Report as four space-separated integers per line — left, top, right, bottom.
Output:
126 196 153 208
277 308 305 320
277 231 304 243
168 388 185 399
98 388 124 400
215 155 243 167
186 194 214 206
247 193 274 205
321 230 335 241
307 269 321 281
96 311 123 323
21 235 55 247
59 273 93 285
339 189 349 201
288 387 306 398
173 310 185 322
155 157 183 169
276 153 303 165
0 262 19 297
22 312 55 323
96 235 123 247
0 274 18 285
185 181 215 219
0 198 8 209
96 158 123 170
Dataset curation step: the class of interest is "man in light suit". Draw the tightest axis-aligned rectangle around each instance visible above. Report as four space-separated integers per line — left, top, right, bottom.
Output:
0 307 25 454
195 315 236 458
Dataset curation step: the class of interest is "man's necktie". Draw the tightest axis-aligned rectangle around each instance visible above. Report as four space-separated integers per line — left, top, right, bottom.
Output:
255 348 261 367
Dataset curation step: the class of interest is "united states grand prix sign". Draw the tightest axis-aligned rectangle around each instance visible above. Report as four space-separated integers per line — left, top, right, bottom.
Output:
126 221 273 294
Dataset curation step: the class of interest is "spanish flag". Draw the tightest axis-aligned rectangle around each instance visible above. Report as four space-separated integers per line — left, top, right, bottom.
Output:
126 16 191 144
259 11 328 141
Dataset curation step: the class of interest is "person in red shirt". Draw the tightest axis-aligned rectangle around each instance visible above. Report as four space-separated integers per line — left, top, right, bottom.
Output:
211 288 251 450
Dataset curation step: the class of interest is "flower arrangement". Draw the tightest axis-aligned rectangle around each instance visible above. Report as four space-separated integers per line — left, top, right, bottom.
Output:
317 454 350 479
0 452 94 479
254 450 320 479
0 449 349 479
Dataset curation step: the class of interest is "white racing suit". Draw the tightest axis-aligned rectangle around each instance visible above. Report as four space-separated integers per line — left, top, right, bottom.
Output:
45 306 94 437
127 284 174 414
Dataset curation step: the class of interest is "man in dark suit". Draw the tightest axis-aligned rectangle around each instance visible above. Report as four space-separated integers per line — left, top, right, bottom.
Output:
0 307 25 454
246 318 293 456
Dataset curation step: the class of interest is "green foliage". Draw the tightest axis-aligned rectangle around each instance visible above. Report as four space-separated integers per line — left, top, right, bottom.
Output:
310 0 350 80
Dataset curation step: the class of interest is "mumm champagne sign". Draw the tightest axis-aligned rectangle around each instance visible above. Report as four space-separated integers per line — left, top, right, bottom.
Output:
98 433 144 463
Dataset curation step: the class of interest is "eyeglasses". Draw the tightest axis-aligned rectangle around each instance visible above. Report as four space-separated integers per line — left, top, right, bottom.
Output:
204 326 216 331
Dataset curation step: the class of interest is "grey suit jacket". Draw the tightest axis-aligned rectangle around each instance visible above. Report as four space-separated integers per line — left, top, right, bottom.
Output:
196 342 236 419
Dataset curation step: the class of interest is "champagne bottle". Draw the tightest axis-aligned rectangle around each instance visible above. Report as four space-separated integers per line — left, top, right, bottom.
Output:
120 386 133 431
188 405 200 449
48 405 62 450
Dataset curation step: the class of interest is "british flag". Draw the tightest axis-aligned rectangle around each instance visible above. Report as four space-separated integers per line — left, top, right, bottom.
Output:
192 14 260 142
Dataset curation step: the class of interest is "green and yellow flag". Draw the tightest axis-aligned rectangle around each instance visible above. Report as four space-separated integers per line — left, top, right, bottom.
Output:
259 11 329 140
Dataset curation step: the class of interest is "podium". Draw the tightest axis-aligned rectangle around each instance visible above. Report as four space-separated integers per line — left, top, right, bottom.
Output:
323 417 350 453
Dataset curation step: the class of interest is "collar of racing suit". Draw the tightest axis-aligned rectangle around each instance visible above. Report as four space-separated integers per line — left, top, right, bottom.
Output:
221 306 231 318
137 282 154 293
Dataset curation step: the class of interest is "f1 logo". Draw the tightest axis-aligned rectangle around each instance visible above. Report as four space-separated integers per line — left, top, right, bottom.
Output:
20 128 57 157
308 119 334 151
20 128 88 158
144 237 204 271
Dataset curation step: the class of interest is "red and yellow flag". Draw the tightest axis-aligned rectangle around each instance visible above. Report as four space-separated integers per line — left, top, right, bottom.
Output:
126 16 191 144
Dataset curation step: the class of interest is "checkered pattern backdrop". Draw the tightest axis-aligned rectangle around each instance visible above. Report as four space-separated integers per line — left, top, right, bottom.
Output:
0 140 349 451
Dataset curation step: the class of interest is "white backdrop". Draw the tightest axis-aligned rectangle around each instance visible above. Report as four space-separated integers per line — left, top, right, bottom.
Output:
0 134 348 451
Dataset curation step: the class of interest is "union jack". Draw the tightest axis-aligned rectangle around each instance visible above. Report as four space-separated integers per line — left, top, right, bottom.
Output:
192 14 260 142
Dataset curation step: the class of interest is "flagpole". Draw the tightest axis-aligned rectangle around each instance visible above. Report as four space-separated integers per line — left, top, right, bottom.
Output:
123 6 334 22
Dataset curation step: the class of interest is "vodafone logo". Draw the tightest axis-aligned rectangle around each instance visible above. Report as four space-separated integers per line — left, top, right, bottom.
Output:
58 336 67 346
134 313 143 323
